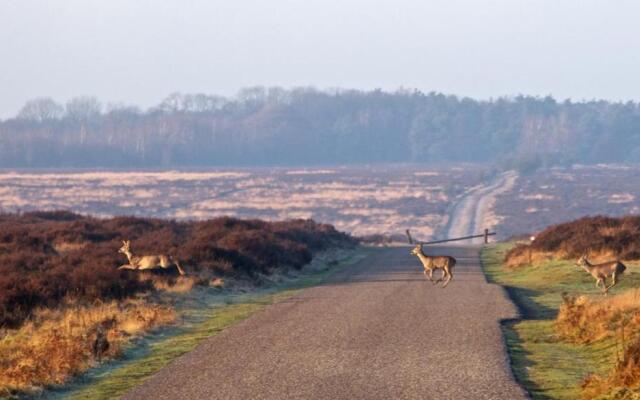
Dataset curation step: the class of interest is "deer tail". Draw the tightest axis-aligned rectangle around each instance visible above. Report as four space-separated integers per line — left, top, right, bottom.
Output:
619 262 627 274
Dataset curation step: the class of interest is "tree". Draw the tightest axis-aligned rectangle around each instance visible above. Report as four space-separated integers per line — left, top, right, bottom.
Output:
18 98 64 122
65 96 102 122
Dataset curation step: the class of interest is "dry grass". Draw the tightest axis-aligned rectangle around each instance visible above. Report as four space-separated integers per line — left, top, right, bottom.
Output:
504 248 555 268
557 290 640 344
0 167 483 239
506 248 624 269
0 299 175 397
209 278 225 288
557 290 640 397
144 273 218 293
52 241 89 254
581 335 640 399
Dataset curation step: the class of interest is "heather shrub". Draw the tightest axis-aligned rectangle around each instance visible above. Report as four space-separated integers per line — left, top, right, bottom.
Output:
0 212 353 327
505 215 640 266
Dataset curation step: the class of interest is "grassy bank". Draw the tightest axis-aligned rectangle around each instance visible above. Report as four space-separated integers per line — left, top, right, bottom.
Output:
45 247 368 400
482 244 640 399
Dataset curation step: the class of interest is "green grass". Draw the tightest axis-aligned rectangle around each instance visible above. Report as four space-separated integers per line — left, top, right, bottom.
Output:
49 248 370 400
482 244 640 400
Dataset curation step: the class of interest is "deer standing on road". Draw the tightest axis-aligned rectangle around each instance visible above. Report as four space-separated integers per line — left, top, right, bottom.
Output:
118 240 186 275
410 244 456 288
576 254 626 295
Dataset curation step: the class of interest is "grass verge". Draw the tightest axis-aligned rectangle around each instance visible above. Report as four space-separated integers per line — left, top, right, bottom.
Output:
482 243 640 400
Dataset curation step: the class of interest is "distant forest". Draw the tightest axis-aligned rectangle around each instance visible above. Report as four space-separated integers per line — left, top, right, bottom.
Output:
1 87 640 169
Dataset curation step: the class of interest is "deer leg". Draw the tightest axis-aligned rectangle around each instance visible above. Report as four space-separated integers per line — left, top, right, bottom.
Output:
424 268 436 284
118 264 135 270
434 269 446 285
596 278 608 295
430 269 439 284
445 266 453 287
605 272 618 292
174 260 186 276
441 267 452 288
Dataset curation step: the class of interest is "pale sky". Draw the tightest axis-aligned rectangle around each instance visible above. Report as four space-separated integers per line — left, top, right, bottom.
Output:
1 0 639 118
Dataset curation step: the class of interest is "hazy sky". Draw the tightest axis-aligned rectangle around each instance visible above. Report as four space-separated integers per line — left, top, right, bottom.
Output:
1 0 639 118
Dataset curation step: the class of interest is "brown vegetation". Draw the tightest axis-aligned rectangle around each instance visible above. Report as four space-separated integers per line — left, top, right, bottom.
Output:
581 335 640 399
0 211 355 328
0 299 175 397
557 291 640 344
505 215 640 267
558 291 640 397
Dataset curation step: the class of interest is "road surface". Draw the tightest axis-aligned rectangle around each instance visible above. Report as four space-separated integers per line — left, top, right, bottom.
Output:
446 172 517 243
123 246 527 400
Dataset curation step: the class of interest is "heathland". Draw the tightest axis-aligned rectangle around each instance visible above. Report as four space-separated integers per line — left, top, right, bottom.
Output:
3 164 640 245
0 166 486 240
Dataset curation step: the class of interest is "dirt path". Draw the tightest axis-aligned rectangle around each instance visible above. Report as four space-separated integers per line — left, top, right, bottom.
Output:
123 246 527 400
445 171 517 243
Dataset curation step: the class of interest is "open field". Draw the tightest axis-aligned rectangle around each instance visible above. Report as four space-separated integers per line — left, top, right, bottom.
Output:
483 244 640 399
3 164 640 243
494 164 640 239
0 165 487 240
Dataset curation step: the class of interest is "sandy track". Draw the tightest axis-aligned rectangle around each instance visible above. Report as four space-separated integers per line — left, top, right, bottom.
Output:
123 246 527 400
445 172 517 243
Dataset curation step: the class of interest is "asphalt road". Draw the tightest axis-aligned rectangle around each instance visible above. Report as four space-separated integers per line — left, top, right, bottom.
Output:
123 246 528 400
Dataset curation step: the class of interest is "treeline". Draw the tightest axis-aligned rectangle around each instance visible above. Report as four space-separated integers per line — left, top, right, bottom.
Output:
2 87 640 168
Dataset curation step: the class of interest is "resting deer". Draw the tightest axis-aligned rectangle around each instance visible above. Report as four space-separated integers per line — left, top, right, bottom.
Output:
118 240 185 275
410 244 456 288
576 254 626 295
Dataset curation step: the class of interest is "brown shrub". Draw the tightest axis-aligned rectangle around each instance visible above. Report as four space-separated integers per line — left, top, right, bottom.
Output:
559 291 640 397
581 335 640 398
557 291 640 344
0 212 354 328
505 215 640 266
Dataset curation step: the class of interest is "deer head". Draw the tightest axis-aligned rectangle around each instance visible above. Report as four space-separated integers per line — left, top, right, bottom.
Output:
575 253 589 267
411 244 423 256
118 240 131 255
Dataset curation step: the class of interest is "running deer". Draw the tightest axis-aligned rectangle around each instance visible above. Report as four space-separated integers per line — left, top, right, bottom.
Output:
576 254 626 295
410 244 457 287
118 240 186 275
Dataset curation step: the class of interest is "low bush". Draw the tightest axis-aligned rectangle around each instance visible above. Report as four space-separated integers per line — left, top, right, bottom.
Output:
0 212 355 328
505 215 640 267
557 291 640 344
